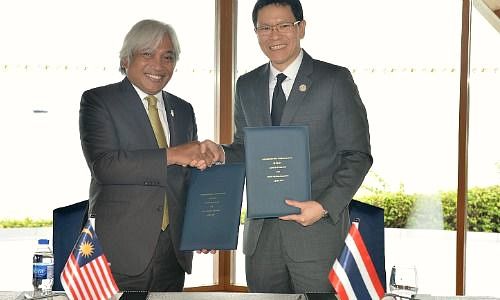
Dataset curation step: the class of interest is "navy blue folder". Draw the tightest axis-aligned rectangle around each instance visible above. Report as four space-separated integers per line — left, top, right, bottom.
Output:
244 126 311 218
180 163 246 251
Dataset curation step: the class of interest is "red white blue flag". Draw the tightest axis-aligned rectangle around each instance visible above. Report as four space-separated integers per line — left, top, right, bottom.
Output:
61 220 119 300
328 222 385 300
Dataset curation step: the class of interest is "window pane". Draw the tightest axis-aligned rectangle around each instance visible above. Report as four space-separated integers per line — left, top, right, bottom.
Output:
235 0 259 286
305 1 461 295
466 3 500 297
237 0 462 295
0 0 215 290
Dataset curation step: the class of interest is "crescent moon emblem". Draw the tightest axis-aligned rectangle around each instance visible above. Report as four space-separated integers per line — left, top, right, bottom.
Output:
82 228 93 238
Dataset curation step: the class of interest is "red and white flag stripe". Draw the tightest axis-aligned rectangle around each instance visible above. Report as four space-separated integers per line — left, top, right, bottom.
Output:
61 254 118 300
329 223 385 300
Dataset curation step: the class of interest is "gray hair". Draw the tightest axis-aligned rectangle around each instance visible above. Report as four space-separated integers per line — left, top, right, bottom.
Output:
119 19 181 75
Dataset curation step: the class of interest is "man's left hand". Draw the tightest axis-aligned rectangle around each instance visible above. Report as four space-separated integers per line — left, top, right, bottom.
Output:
279 200 326 226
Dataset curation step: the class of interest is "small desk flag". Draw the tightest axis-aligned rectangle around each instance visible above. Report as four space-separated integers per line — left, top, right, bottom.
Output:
328 222 384 300
61 220 119 300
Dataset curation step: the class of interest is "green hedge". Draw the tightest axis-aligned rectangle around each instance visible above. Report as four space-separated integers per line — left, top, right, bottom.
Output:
441 185 500 232
359 185 500 232
359 191 416 228
1 186 498 232
0 218 52 228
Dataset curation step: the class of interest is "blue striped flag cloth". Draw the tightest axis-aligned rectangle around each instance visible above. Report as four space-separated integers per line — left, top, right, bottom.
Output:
328 222 385 300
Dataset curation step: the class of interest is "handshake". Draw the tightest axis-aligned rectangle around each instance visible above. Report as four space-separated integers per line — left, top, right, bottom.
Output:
167 140 225 170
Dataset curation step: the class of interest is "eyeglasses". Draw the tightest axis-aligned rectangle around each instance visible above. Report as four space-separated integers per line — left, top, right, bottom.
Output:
255 21 301 36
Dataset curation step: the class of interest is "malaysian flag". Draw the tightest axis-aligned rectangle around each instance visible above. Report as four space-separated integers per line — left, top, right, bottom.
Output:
328 222 385 300
61 220 119 300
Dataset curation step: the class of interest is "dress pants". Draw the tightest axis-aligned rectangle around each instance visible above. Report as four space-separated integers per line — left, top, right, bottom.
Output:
113 226 185 292
245 218 335 293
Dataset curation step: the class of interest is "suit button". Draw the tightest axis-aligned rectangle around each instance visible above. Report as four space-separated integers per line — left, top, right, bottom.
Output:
157 206 162 212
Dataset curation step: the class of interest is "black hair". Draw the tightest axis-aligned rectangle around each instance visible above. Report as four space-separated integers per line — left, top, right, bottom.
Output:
252 0 303 28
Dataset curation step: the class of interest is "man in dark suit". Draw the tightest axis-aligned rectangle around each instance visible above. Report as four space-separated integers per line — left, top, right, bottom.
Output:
79 19 220 292
222 0 372 293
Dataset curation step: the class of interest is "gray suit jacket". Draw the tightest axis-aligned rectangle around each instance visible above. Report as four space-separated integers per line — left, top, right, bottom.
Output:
224 51 372 262
79 77 194 276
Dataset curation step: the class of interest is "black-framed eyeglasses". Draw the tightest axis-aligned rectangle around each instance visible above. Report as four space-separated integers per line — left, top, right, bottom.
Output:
255 20 301 35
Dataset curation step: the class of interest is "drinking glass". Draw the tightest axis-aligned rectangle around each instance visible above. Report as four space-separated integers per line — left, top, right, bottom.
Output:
389 265 418 299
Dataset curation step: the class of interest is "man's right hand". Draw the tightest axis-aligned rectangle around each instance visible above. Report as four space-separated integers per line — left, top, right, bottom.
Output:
166 141 217 170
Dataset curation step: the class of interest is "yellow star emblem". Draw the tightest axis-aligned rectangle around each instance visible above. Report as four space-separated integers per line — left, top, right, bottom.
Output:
79 241 95 258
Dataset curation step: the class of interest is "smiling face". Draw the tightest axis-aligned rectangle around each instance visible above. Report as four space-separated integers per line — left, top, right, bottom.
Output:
123 35 176 95
256 4 305 71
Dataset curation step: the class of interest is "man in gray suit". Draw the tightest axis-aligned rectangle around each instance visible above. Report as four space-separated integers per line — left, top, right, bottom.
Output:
79 19 220 292
222 0 372 293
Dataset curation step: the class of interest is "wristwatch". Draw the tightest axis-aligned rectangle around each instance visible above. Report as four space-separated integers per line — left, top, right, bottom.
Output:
322 209 329 218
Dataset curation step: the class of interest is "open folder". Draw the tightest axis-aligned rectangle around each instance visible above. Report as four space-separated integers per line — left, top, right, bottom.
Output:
180 163 246 251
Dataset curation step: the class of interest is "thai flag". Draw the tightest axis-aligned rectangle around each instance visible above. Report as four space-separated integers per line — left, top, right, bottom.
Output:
61 220 119 300
328 222 385 300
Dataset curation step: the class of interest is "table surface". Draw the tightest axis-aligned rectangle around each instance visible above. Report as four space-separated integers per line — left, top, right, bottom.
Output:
1 292 498 300
0 291 309 300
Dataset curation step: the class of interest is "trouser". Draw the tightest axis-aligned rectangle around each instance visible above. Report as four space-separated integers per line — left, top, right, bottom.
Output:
245 219 334 293
113 227 185 292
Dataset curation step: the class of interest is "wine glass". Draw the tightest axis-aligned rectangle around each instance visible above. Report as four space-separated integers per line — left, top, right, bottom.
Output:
389 265 418 299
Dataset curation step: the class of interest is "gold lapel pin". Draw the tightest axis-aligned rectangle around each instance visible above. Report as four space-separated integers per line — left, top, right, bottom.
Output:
299 84 307 92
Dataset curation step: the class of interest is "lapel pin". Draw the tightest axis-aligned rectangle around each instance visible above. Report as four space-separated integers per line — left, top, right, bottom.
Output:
299 84 307 92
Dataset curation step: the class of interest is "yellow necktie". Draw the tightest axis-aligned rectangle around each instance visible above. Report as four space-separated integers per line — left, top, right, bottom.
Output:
145 95 169 230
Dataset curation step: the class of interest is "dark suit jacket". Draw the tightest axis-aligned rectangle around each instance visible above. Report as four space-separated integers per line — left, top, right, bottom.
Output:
224 50 372 262
79 77 194 276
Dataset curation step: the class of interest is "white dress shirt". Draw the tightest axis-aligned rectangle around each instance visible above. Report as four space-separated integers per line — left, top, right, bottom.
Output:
267 49 304 113
132 85 171 147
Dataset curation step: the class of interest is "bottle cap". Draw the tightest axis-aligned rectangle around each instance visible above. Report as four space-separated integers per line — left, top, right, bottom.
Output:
38 239 49 244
